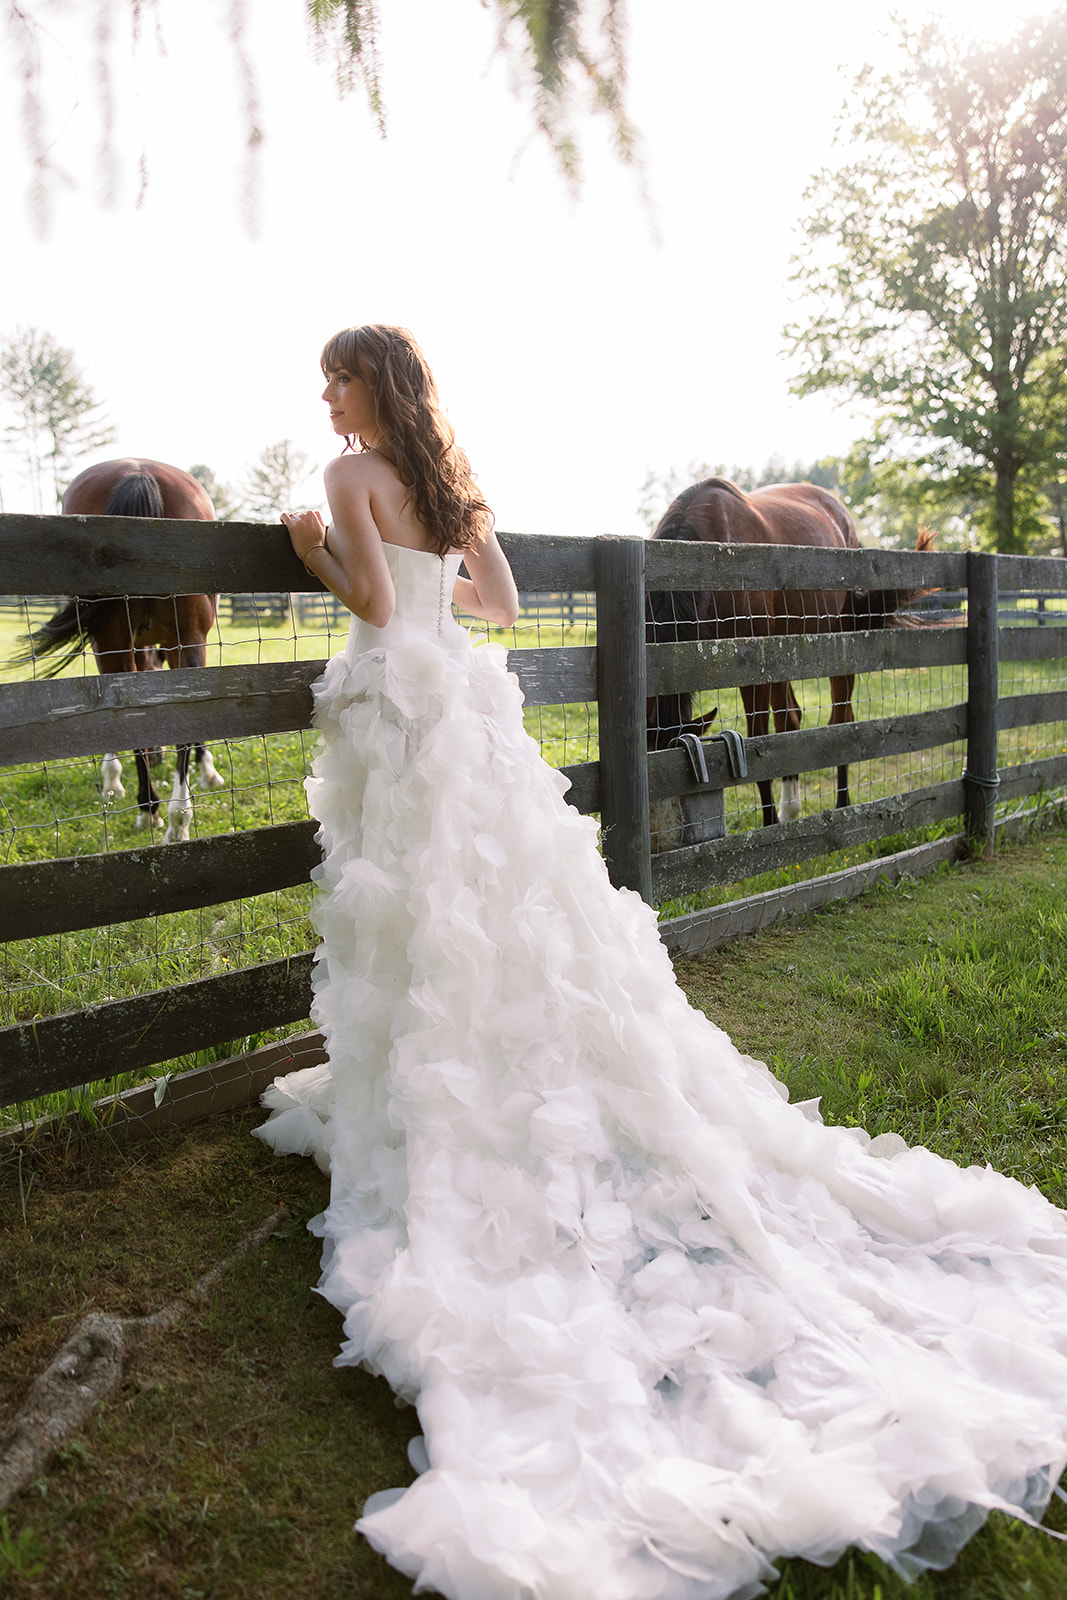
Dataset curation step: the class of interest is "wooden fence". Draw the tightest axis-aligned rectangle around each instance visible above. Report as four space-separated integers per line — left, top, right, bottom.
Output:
1 514 1066 1117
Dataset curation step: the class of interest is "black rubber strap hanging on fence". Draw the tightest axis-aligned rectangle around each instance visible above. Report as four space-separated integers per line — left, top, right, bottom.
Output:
670 730 748 784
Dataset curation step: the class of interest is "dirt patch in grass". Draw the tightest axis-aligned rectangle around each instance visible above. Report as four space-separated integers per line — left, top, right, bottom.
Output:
0 1114 416 1598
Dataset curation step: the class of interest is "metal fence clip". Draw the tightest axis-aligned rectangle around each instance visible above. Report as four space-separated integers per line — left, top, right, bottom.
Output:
669 729 748 784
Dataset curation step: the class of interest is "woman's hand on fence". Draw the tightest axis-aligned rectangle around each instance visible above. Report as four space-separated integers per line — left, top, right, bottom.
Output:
281 510 327 568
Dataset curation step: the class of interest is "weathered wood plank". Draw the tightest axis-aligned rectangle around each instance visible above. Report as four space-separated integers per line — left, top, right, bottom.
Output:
0 1030 328 1147
659 833 967 955
0 821 320 941
651 780 963 900
500 533 595 591
998 690 1067 731
998 625 1067 662
644 539 965 592
646 706 968 800
995 555 1067 591
0 518 595 598
1 648 598 767
997 753 1067 798
647 626 967 696
506 645 596 705
0 661 325 766
0 953 314 1106
558 760 600 814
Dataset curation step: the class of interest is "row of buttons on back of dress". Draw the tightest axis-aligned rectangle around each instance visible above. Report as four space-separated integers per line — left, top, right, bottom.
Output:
437 556 447 636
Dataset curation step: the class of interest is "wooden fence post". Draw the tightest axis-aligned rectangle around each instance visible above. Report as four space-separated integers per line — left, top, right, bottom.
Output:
964 551 999 857
595 536 653 902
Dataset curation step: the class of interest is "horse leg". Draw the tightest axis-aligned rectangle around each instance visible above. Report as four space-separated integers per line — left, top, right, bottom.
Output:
194 742 225 790
772 682 803 824
89 608 164 827
829 674 855 808
133 749 164 829
163 744 194 844
100 754 126 801
741 684 777 826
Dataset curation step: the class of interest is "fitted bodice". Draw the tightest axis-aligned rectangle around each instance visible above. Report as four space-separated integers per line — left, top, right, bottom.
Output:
347 543 466 655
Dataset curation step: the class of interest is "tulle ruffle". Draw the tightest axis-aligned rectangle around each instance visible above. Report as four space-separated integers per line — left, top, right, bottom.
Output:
255 573 1067 1600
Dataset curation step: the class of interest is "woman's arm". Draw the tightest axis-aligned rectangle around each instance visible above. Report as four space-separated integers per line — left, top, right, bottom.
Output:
455 530 520 627
284 455 396 627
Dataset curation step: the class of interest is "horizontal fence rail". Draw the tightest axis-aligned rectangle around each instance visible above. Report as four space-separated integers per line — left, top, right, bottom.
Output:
2 515 1066 1115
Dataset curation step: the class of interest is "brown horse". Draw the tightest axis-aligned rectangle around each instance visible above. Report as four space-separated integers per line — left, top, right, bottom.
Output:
646 478 930 829
17 458 224 841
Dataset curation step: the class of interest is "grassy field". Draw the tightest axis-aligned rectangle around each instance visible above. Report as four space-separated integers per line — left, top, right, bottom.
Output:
1 824 1066 1598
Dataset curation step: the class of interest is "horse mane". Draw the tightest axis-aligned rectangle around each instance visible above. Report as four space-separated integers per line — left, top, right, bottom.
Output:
106 472 166 518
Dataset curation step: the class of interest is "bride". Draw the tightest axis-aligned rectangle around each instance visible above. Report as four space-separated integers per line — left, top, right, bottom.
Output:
254 323 1067 1600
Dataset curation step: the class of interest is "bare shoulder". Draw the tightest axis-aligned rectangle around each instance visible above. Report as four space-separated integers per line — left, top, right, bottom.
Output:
324 452 378 487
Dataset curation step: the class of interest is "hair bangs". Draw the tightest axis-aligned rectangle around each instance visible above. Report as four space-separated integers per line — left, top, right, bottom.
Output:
321 328 364 378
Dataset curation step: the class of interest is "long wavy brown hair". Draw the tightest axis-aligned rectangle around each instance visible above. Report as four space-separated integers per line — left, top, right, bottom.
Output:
320 324 493 554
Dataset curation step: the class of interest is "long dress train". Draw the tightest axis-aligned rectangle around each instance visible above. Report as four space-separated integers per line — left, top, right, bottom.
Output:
254 541 1067 1600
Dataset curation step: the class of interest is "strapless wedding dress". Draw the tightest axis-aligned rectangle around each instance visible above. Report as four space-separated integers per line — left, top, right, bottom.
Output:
254 541 1067 1600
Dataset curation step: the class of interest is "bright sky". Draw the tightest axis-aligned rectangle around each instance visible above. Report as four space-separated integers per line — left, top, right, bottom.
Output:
1 0 1060 535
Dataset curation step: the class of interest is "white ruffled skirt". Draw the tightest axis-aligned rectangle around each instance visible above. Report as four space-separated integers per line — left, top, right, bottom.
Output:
255 627 1067 1600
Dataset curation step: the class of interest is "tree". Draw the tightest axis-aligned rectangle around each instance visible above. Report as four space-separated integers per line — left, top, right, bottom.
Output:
237 440 316 520
189 463 241 522
8 0 635 223
0 327 115 511
786 10 1067 552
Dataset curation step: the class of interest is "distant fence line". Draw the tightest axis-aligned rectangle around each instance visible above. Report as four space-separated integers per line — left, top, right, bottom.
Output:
2 589 1064 632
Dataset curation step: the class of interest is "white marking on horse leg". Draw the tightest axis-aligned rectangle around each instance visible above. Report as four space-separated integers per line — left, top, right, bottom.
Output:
778 776 802 824
134 809 165 831
197 747 225 790
100 754 126 802
163 772 193 844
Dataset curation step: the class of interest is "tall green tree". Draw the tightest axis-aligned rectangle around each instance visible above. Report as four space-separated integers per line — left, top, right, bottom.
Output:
0 327 115 511
786 10 1067 552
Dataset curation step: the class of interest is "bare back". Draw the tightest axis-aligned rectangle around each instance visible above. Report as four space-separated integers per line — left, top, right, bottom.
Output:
287 450 518 629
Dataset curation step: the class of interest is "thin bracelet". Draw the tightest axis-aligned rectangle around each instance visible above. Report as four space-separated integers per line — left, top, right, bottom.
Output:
302 528 331 576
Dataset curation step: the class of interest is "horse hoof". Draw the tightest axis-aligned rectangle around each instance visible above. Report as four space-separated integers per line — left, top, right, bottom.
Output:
777 777 802 824
198 756 225 791
100 755 125 801
164 804 193 844
134 810 164 831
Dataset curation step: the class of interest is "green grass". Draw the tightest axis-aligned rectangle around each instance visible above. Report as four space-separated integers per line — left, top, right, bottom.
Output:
2 828 1067 1597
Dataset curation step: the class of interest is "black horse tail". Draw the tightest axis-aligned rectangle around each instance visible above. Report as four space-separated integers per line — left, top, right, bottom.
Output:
843 527 939 630
648 497 703 642
10 474 165 676
10 597 118 677
105 472 165 518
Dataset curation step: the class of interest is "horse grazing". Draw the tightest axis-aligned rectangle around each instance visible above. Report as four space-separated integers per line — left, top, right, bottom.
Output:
647 478 932 830
17 458 225 842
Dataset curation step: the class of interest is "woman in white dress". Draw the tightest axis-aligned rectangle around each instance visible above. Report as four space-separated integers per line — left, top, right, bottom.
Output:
255 324 1067 1600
